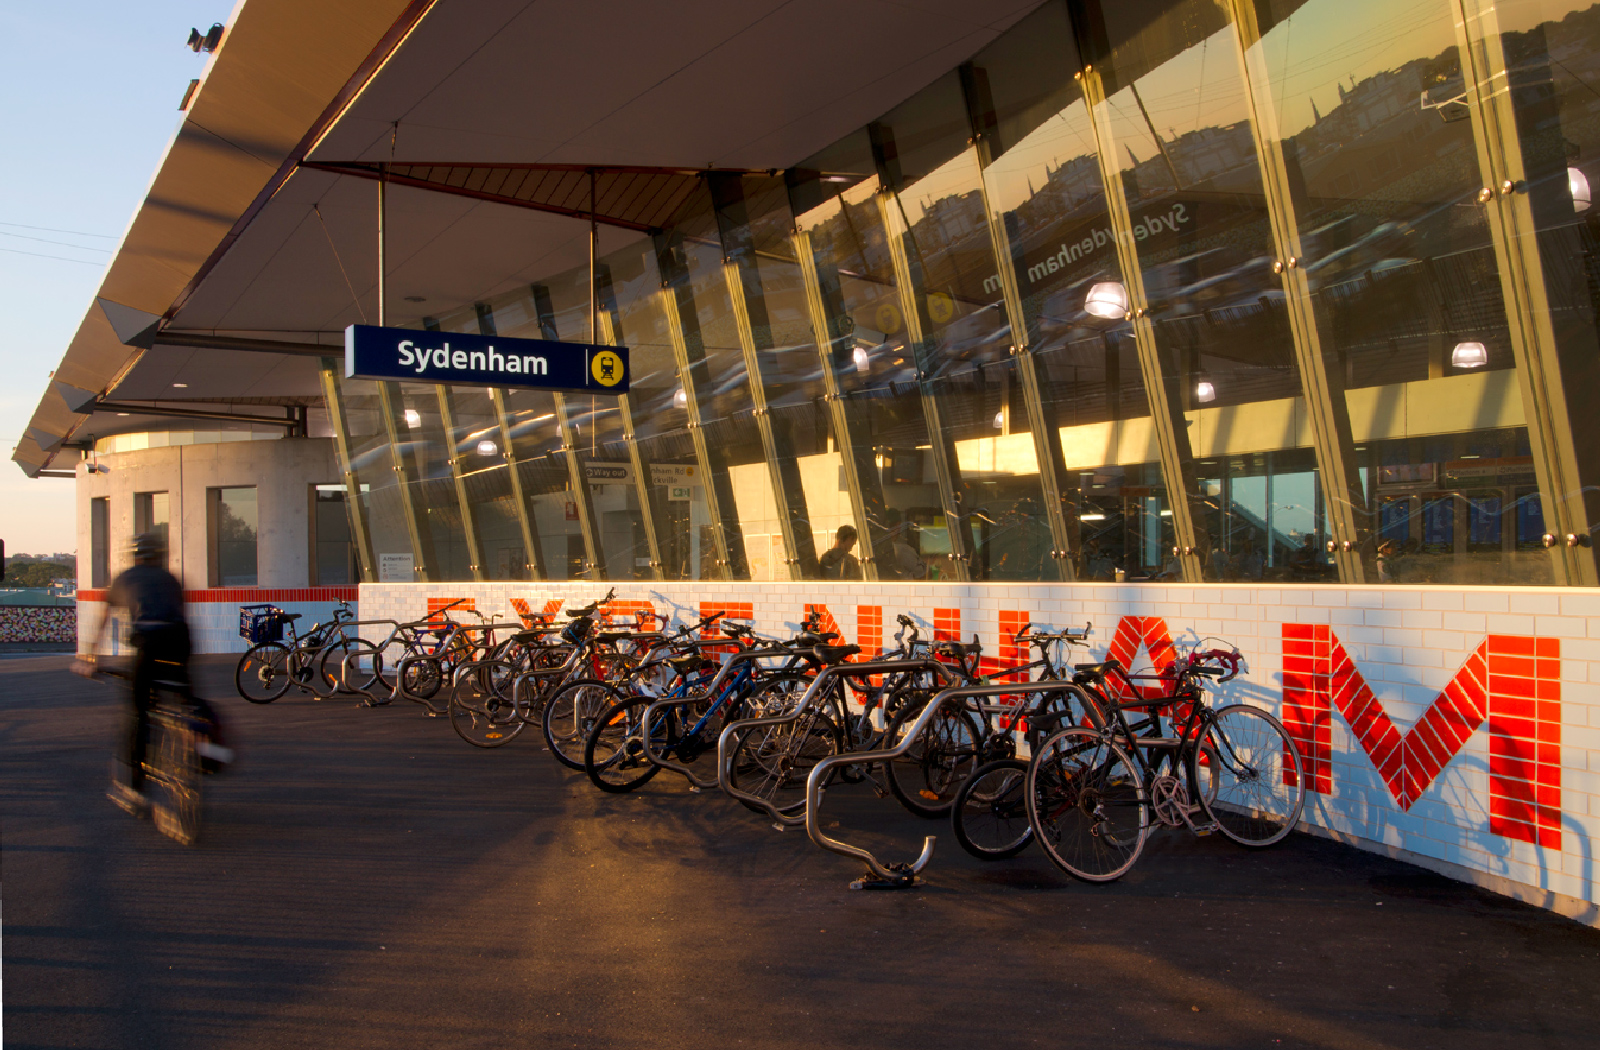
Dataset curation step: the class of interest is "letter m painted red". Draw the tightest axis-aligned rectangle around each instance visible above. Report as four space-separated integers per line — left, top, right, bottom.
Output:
1282 625 1561 849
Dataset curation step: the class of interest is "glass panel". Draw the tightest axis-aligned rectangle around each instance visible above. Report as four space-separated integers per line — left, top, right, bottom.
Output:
1096 0 1332 579
394 382 470 581
91 497 108 587
134 492 170 569
877 72 1055 581
313 485 355 585
975 8 1176 579
339 376 420 582
214 487 258 586
1494 0 1600 564
1257 0 1556 584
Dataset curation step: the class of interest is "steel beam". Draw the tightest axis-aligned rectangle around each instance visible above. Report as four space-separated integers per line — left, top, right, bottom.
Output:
318 361 377 582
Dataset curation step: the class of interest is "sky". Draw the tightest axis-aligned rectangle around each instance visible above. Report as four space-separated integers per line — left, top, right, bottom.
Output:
0 1 228 557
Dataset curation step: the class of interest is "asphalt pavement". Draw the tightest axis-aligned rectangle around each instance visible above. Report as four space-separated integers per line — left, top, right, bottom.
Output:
4 653 1599 1050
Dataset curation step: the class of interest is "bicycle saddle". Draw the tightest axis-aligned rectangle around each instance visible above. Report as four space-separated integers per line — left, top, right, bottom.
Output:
1073 660 1120 677
937 641 980 657
814 644 861 665
669 654 715 673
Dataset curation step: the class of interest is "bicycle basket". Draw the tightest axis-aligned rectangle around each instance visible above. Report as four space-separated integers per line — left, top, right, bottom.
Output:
239 604 285 644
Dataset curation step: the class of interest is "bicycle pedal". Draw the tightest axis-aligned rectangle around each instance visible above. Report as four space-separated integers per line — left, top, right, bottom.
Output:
1191 822 1219 837
688 785 702 793
849 871 920 891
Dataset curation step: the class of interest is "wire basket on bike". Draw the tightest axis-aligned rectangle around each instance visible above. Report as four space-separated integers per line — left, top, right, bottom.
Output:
239 604 287 644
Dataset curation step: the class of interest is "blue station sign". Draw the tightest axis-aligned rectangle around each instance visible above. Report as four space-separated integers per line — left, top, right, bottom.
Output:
343 324 628 394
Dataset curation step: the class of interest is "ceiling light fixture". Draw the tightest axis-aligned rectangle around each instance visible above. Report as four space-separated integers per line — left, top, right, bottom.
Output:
1195 379 1216 403
1451 341 1488 369
403 408 422 428
852 347 870 373
172 382 188 388
1084 281 1130 320
993 410 1005 429
672 387 688 409
1571 166 1591 212
477 439 498 456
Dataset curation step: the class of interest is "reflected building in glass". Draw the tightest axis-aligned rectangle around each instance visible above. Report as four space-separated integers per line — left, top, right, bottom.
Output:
20 0 1600 591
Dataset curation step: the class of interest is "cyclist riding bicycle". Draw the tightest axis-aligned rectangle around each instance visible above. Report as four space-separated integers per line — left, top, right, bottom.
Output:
74 533 204 817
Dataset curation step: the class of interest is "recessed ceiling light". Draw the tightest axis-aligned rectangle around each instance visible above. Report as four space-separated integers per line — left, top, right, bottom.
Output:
172 382 188 388
404 295 426 303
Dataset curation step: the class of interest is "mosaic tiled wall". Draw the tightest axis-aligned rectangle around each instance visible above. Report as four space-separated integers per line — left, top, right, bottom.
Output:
0 605 75 643
349 581 1599 920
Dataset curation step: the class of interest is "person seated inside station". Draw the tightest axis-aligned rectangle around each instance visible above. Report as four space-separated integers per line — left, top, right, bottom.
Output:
818 524 862 580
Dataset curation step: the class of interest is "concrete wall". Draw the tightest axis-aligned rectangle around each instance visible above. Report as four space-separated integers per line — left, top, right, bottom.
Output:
74 437 355 653
359 578 1600 925
74 436 342 591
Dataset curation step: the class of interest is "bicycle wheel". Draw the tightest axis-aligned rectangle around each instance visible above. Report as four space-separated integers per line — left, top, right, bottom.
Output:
1027 728 1147 882
543 679 617 770
449 662 526 748
400 657 445 709
584 697 674 793
1200 705 1304 847
952 759 1034 860
745 673 812 717
884 700 984 819
149 711 201 845
725 708 840 815
236 643 292 703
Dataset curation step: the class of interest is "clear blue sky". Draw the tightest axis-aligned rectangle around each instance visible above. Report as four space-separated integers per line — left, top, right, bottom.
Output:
0 1 229 557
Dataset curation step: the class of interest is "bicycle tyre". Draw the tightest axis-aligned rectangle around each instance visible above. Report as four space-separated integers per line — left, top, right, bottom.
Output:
236 643 292 703
883 699 984 819
725 708 841 815
1200 705 1304 848
584 696 673 793
543 679 618 770
400 656 446 710
1027 727 1147 882
149 709 201 845
951 759 1034 860
448 662 526 748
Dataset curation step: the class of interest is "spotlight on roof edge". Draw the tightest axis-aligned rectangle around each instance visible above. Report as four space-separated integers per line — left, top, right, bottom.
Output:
1452 341 1488 369
1084 281 1129 320
186 23 224 53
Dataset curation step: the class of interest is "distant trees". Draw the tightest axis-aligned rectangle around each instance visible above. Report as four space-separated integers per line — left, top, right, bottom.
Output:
4 561 75 587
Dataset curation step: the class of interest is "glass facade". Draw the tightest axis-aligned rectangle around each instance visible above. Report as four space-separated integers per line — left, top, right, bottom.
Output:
322 0 1599 587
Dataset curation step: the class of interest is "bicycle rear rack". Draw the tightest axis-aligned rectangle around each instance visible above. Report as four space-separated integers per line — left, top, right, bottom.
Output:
716 656 959 825
804 678 1086 888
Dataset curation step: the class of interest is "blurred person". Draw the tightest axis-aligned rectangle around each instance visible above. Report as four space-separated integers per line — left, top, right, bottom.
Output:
873 509 926 580
74 533 192 817
818 525 862 580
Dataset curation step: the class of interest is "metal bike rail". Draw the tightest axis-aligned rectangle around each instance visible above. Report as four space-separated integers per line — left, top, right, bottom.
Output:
716 655 961 824
804 678 1084 884
639 642 802 789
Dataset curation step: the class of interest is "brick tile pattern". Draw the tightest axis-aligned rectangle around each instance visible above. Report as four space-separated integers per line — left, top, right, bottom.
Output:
340 579 1600 913
1282 624 1562 849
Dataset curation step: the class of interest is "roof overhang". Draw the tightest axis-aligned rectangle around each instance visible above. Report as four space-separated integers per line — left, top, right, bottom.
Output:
18 0 1042 474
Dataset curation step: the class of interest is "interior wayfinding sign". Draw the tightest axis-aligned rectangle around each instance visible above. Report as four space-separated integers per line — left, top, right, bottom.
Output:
344 324 628 394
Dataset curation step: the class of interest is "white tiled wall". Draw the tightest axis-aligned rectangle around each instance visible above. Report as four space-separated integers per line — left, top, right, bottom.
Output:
357 581 1599 922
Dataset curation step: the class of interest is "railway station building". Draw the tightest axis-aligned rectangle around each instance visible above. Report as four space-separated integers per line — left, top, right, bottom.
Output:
17 0 1600 919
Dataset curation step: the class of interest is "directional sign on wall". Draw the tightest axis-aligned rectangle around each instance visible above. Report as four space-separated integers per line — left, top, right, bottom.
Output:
344 324 628 394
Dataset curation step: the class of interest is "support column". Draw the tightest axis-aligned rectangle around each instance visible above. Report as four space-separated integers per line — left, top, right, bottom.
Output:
869 122 972 581
434 384 486 581
1078 66 1204 583
793 226 885 581
709 173 816 579
373 167 430 581
654 230 742 580
318 360 376 582
1222 0 1369 583
528 283 605 580
961 64 1078 580
594 278 664 580
1451 0 1595 585
490 388 548 580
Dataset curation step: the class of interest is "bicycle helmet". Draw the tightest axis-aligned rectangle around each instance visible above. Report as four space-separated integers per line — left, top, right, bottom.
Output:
131 532 166 561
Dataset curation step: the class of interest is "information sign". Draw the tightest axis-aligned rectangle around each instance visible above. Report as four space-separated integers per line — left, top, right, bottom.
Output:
344 324 628 394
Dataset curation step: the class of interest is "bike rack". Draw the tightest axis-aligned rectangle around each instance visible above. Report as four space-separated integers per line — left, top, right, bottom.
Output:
639 644 801 789
715 655 959 825
803 678 1084 888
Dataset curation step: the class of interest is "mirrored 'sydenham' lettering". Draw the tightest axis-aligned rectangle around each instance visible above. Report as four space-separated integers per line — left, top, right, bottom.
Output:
343 324 629 394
